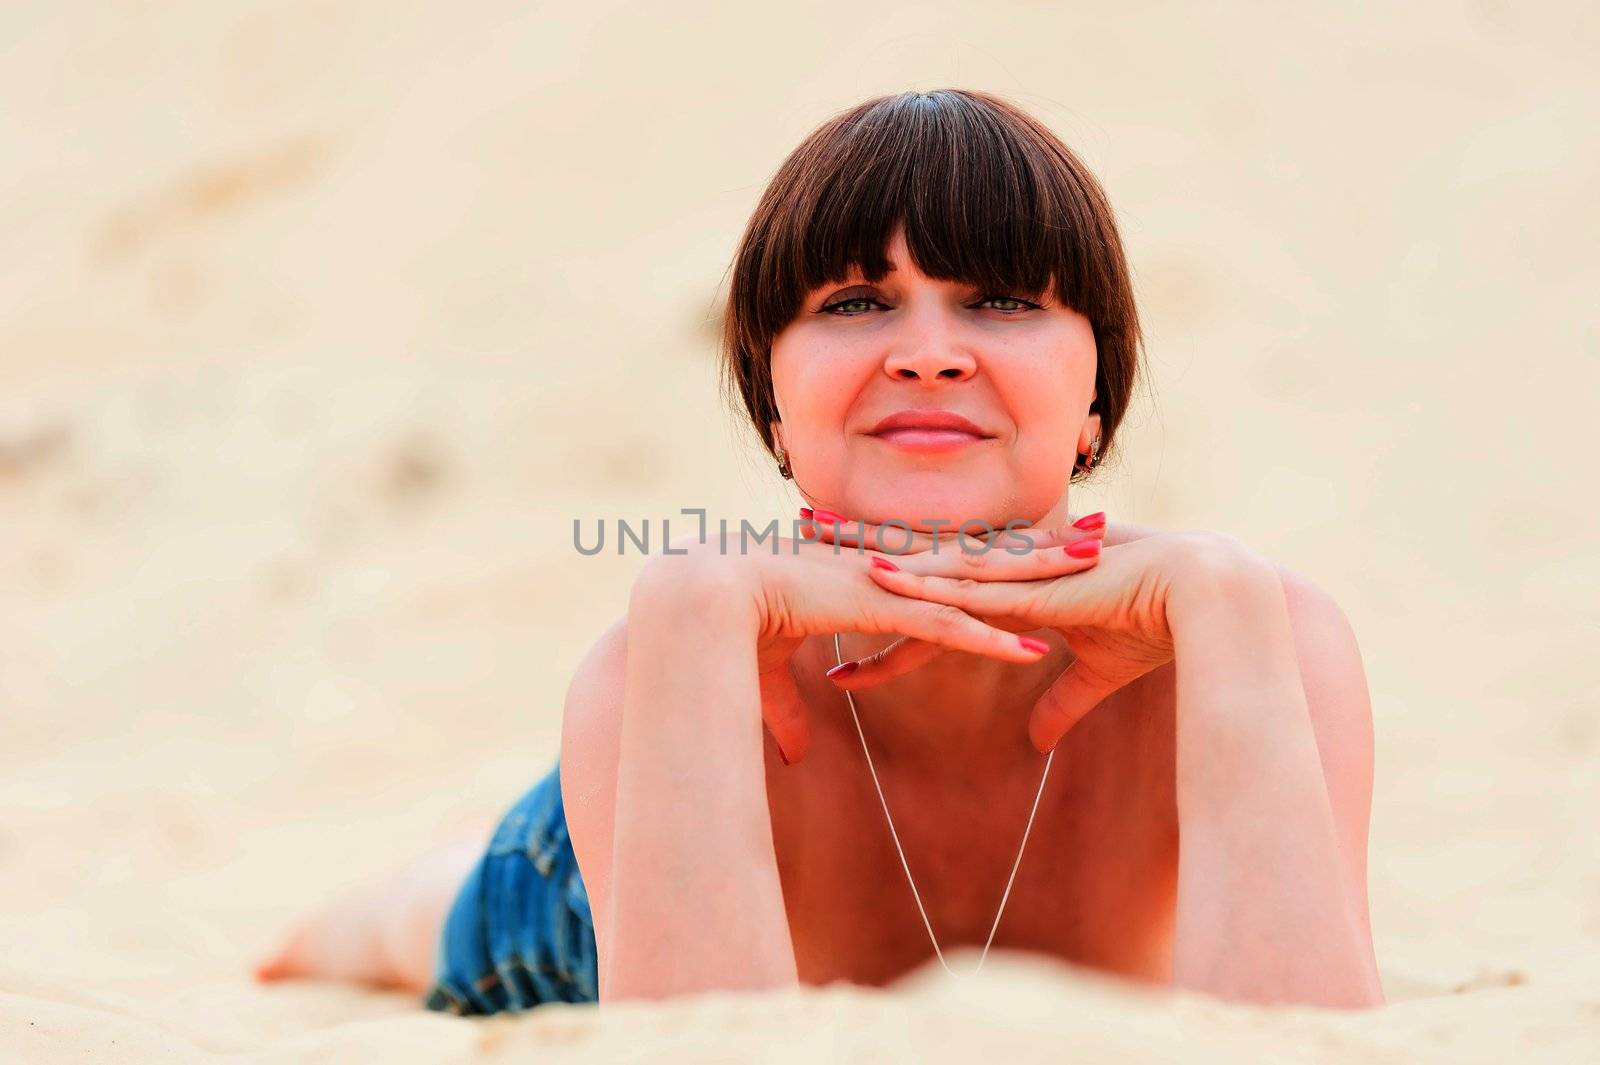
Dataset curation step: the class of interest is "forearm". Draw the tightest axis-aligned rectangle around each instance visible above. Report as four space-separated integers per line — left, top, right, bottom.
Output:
1169 557 1381 1008
603 560 798 1002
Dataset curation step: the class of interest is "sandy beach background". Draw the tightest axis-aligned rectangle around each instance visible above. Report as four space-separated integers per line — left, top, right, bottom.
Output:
2 2 1597 1060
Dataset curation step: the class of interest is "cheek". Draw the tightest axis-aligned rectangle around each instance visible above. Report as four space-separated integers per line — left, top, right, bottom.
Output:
995 351 1088 445
996 371 1085 511
769 331 863 435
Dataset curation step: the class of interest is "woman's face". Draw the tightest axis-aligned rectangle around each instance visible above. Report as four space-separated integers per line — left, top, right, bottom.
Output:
769 229 1100 532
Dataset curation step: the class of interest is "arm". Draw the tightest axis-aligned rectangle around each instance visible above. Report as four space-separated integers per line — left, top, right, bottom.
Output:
831 517 1383 1005
1167 542 1383 1008
558 617 627 996
1106 518 1377 920
1274 566 1377 950
568 532 1038 1000
598 556 798 1002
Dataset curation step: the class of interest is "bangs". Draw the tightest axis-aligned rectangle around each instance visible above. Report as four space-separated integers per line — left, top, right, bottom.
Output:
740 90 1119 344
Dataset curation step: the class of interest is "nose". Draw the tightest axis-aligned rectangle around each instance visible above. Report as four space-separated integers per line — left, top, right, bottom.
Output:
882 310 977 384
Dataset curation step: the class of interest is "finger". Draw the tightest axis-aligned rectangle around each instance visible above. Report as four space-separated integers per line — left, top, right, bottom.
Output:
876 531 1104 582
830 611 1040 690
1003 514 1108 547
801 509 1102 555
832 636 951 688
825 541 1108 690
995 513 1108 553
757 664 811 766
804 512 989 554
861 547 1101 617
1028 656 1123 754
864 587 1052 666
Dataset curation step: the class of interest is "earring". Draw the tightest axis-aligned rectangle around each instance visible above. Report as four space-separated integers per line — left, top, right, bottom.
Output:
1074 435 1102 474
775 444 793 480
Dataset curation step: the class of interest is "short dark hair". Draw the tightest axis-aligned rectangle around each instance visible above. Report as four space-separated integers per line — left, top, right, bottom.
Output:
720 88 1142 482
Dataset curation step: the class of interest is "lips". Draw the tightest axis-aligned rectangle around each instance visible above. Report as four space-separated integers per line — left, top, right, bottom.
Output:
865 408 995 453
868 409 993 437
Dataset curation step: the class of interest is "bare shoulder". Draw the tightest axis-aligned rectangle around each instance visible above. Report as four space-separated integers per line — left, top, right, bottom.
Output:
1114 521 1378 915
1270 563 1378 923
559 614 629 789
1104 516 1373 707
558 613 630 943
1106 518 1376 794
558 534 740 920
1270 565 1375 763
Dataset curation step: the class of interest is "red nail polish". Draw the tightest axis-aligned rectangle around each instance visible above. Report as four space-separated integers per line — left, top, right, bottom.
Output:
826 661 859 679
799 507 813 520
1018 635 1050 654
869 555 899 572
812 508 846 525
1072 511 1106 530
1065 538 1101 558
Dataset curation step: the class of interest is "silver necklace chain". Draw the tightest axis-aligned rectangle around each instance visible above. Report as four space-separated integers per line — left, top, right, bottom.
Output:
831 633 1056 978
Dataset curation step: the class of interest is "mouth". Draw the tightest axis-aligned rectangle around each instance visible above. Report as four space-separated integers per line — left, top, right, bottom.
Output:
866 409 995 452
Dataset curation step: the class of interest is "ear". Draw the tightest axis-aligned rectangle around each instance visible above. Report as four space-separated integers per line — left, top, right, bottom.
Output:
769 419 785 453
1076 410 1102 455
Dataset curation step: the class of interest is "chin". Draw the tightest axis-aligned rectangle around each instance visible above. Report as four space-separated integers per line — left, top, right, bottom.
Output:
855 487 1022 533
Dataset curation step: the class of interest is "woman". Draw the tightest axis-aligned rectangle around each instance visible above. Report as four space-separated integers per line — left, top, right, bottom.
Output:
259 89 1384 1012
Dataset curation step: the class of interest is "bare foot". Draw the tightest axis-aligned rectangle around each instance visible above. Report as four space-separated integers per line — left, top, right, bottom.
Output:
255 835 485 992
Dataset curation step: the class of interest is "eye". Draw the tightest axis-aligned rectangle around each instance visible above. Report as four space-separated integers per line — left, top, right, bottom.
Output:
972 295 1042 313
819 296 887 316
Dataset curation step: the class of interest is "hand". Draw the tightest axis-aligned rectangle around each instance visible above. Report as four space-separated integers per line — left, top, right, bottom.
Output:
799 506 1109 555
799 507 1113 676
830 528 1242 753
639 531 1072 765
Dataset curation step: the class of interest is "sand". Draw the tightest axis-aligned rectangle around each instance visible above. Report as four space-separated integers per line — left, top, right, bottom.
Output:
2 2 1597 1061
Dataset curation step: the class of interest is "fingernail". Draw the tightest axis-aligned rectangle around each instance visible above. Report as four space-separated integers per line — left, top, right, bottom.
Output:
1065 537 1101 558
778 743 792 766
1018 635 1050 654
826 661 859 679
869 555 899 572
799 507 813 520
813 508 846 525
1072 511 1106 530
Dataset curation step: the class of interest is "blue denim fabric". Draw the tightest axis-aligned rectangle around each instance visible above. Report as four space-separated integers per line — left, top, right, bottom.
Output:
423 761 599 1014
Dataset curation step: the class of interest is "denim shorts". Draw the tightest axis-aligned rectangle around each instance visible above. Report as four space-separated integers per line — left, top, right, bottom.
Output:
423 761 599 1014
